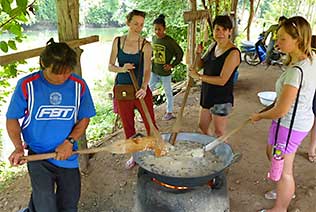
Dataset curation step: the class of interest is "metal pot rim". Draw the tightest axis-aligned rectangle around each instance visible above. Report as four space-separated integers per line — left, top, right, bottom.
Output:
133 132 236 179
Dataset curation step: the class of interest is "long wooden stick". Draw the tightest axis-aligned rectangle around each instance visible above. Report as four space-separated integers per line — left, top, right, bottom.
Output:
169 40 202 145
203 106 270 152
168 76 194 144
128 70 166 156
20 136 156 162
203 119 251 151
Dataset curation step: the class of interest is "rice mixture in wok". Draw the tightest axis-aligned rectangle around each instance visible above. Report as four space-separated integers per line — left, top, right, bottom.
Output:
138 140 225 177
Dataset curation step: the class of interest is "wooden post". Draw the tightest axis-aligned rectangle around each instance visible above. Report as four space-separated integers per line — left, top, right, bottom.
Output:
183 10 209 23
183 6 212 61
187 0 197 68
55 0 89 172
55 0 81 75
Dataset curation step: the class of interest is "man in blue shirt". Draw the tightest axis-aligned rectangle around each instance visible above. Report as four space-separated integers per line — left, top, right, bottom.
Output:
6 39 96 212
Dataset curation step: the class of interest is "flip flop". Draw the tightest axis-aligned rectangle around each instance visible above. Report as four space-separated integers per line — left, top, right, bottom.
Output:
257 210 267 212
307 153 316 163
265 190 277 200
264 189 296 200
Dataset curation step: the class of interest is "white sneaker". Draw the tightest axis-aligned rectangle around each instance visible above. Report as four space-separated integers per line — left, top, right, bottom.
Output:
18 208 29 212
162 113 175 121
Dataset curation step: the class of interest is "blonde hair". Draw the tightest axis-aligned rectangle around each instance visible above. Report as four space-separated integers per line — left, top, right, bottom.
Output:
279 16 313 64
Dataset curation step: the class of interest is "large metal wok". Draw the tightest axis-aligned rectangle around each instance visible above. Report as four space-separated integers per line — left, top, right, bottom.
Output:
133 132 240 187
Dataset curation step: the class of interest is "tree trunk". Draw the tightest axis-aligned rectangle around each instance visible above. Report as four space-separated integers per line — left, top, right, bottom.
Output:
207 0 214 31
215 0 220 16
254 0 261 15
55 0 89 173
201 0 212 30
247 0 255 40
230 0 239 41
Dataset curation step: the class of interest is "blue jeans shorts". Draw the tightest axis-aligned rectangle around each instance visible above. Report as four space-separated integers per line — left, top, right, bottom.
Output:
209 103 232 116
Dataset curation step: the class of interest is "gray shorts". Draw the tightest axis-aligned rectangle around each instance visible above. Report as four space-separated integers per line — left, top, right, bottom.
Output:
210 103 232 116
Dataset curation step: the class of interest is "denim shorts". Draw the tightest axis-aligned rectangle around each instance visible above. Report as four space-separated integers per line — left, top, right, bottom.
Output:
209 103 232 116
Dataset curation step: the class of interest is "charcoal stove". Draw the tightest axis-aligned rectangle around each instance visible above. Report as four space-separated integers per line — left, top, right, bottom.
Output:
132 132 239 212
133 167 229 212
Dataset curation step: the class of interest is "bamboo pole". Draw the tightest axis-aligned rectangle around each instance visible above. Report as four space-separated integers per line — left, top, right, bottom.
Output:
0 35 99 66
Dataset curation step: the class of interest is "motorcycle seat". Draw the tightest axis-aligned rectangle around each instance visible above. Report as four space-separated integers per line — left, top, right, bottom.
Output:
241 40 255 47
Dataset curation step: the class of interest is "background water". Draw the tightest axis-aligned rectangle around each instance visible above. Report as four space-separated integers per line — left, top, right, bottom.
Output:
0 27 120 160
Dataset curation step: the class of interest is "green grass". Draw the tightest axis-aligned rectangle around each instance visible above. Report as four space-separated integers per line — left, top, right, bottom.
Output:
0 161 27 191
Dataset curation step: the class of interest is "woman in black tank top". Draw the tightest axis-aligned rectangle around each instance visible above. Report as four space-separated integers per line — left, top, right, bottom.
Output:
189 15 241 137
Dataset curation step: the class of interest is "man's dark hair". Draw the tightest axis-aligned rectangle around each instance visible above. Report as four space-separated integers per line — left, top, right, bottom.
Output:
212 15 233 30
278 16 287 22
40 38 77 74
153 14 166 27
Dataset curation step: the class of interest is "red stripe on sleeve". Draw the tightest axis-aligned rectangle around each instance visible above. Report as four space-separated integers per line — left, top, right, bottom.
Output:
69 75 86 96
21 74 40 100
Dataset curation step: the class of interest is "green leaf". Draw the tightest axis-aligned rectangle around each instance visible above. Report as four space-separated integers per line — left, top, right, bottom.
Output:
15 36 23 42
8 24 22 36
1 0 12 13
8 40 17 50
15 13 28 22
17 0 28 9
9 7 21 17
0 41 9 53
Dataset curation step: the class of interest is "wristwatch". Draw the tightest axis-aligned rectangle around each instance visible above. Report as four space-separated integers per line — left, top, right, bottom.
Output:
66 137 76 145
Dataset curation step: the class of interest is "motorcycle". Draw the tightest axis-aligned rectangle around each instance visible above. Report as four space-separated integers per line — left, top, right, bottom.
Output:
240 32 284 69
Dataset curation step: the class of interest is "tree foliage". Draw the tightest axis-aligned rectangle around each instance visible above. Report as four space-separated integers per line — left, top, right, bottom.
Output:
84 0 121 27
33 0 56 24
0 0 31 53
127 0 188 49
238 0 316 39
0 0 34 109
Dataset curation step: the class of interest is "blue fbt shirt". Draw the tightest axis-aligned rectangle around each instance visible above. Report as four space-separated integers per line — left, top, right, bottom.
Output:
6 70 96 168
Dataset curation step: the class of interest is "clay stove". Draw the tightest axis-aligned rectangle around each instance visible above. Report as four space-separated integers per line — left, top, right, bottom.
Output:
133 168 230 212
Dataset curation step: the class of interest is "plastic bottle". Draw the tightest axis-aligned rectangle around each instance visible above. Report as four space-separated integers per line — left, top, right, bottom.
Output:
267 149 284 182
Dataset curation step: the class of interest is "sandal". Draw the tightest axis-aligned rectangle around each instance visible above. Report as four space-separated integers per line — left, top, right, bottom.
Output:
264 190 277 200
264 189 296 200
125 157 136 169
307 153 316 163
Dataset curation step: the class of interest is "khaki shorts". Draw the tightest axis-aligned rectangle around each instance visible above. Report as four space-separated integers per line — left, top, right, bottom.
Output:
209 103 232 116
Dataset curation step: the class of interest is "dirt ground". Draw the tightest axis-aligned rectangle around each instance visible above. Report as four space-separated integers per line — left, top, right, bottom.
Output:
1 63 316 212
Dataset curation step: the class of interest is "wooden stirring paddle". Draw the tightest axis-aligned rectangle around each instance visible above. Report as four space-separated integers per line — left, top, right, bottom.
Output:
128 70 167 156
190 106 273 157
168 76 194 145
21 136 157 162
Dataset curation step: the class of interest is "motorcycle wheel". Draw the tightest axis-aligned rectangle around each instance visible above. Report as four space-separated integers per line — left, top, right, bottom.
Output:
244 52 261 66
